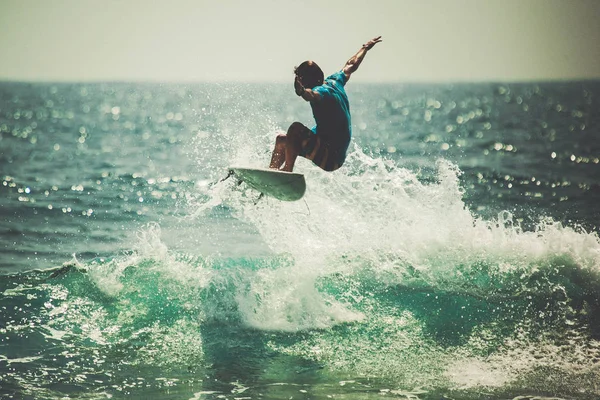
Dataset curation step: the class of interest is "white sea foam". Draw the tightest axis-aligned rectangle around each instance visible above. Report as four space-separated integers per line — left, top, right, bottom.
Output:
217 144 600 295
90 137 600 388
185 140 600 389
235 265 365 331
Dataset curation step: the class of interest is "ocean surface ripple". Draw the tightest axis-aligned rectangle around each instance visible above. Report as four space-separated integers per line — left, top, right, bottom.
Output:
1 81 599 399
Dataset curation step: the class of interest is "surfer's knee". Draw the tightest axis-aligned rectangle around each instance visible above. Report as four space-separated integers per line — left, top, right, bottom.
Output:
275 133 286 144
286 122 307 145
287 122 305 136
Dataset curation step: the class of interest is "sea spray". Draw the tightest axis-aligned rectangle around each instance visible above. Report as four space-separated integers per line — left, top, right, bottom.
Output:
187 144 600 393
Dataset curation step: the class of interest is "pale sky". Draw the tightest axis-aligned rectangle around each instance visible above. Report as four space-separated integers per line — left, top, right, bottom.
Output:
0 0 599 83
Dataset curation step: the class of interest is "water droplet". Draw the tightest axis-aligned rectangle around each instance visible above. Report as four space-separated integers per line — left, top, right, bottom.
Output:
424 110 432 122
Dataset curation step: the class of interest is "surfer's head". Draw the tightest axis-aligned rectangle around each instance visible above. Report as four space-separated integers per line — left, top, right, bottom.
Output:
294 61 324 89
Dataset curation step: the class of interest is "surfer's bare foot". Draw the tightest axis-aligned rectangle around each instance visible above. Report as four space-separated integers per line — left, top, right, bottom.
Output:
269 133 287 169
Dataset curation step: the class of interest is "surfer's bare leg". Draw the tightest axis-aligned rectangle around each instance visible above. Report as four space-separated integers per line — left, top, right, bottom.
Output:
281 122 307 172
269 123 307 172
269 133 287 170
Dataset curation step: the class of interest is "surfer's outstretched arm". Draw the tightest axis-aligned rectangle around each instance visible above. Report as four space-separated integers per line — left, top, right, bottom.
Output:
343 36 382 81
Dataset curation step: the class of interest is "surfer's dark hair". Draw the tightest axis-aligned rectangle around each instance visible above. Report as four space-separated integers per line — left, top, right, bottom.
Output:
294 61 324 89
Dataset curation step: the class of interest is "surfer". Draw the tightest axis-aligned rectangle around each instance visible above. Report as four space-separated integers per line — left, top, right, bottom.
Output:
269 36 382 172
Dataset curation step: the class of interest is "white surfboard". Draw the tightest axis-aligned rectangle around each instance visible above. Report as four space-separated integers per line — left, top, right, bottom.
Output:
230 167 306 201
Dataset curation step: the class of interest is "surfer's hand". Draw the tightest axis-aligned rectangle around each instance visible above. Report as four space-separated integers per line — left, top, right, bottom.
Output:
363 36 382 50
294 76 304 96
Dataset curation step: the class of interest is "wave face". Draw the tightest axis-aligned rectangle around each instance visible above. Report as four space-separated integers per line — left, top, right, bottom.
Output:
1 81 600 399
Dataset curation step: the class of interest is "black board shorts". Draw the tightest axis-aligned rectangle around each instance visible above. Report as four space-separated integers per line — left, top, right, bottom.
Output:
298 126 347 172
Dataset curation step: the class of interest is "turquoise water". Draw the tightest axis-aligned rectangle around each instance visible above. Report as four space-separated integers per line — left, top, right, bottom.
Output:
1 81 599 399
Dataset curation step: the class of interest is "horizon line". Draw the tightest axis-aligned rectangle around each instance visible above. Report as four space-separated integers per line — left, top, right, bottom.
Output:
1 77 599 86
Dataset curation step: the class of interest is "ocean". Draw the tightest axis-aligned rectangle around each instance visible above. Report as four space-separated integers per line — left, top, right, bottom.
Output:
1 80 599 399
